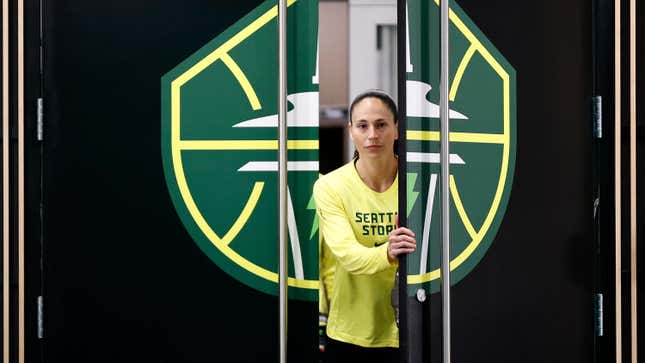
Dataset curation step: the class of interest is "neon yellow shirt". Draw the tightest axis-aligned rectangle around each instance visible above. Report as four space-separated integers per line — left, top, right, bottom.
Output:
313 161 398 348
319 235 335 326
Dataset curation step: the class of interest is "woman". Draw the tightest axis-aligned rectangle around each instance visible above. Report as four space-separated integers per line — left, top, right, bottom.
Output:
314 90 417 362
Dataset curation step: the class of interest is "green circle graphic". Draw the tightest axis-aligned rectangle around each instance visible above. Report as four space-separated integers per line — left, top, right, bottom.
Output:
161 0 319 301
404 0 517 294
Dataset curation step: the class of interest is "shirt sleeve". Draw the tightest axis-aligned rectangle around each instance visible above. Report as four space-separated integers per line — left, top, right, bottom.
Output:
319 234 335 320
313 178 394 275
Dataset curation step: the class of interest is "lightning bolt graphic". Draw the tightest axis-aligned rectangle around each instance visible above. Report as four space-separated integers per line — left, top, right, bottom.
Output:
307 193 318 240
407 172 420 217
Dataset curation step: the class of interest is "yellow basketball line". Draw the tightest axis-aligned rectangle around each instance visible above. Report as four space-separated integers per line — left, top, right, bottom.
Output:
449 44 477 101
173 0 297 89
170 0 318 290
430 0 508 80
407 175 480 284
221 182 264 246
449 176 478 239
172 136 317 289
178 140 319 150
407 130 505 144
220 53 262 110
408 3 512 285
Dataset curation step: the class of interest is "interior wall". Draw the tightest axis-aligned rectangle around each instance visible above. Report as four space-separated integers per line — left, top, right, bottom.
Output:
319 1 348 108
319 1 351 169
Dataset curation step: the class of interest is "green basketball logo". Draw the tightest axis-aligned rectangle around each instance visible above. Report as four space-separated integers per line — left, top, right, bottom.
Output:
161 0 319 301
404 0 516 293
160 0 515 299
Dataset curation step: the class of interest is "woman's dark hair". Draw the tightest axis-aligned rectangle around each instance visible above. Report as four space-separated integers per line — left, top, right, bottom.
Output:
348 90 398 159
349 90 398 125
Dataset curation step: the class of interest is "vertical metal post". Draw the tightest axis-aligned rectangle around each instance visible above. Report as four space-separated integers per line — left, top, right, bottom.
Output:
277 1 288 362
396 1 409 362
613 0 621 361
439 1 451 363
18 0 25 360
2 0 10 360
629 0 637 361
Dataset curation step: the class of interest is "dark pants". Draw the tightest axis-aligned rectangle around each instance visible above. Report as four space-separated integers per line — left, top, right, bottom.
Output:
322 337 400 363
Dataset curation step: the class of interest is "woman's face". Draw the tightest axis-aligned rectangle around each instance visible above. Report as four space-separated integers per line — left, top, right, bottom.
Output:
349 97 398 160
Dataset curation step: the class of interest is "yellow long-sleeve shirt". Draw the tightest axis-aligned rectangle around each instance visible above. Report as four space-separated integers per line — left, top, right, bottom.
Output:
313 161 398 348
319 234 335 325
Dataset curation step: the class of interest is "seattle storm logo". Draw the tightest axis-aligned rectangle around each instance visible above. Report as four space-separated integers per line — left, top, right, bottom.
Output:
161 0 320 301
404 0 516 293
161 0 516 299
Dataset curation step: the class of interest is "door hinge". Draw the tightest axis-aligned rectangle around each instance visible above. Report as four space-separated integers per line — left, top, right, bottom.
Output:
37 98 43 141
592 96 602 139
37 295 44 339
595 293 603 337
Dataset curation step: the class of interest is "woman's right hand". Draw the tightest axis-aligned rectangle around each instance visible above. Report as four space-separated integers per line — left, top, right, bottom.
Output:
387 226 416 263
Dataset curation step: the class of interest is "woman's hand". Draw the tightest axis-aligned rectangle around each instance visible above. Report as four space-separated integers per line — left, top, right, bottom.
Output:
387 226 416 263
